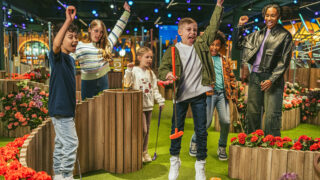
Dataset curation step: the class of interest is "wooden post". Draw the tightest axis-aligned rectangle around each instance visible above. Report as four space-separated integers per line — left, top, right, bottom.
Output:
94 94 104 170
87 98 95 171
228 145 240 179
287 150 305 179
124 92 132 173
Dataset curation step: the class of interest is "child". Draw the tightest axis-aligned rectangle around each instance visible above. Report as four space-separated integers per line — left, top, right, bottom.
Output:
158 0 224 179
49 6 79 180
189 31 237 161
124 47 165 163
74 1 131 100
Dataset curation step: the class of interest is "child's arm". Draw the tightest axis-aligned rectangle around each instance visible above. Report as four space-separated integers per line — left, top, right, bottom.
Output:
107 1 131 49
123 63 135 88
53 6 76 54
199 0 224 47
158 47 176 81
151 71 165 108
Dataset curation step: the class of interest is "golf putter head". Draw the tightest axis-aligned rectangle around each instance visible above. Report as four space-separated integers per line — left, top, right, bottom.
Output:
152 152 157 161
170 128 184 139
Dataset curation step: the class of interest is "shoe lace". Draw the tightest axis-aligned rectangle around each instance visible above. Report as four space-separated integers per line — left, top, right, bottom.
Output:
191 142 197 151
220 147 226 155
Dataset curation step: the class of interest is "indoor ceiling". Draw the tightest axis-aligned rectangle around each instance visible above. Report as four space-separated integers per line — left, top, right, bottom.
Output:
3 0 320 37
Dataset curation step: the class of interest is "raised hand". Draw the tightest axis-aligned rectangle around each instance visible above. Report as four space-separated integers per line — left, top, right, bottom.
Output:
123 1 131 12
238 16 249 26
217 0 224 7
127 62 134 68
66 6 77 22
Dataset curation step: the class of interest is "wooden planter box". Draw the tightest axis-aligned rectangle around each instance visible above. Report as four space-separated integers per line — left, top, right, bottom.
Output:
228 145 320 180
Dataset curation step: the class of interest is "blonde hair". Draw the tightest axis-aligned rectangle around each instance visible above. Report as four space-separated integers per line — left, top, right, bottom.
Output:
178 17 197 29
83 19 112 61
135 46 153 80
135 46 153 66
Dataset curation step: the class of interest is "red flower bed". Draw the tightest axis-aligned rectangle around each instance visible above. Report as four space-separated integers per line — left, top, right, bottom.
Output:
231 129 320 151
0 135 51 179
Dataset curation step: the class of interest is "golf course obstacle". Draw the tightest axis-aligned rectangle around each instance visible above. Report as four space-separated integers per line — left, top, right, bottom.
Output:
19 89 144 175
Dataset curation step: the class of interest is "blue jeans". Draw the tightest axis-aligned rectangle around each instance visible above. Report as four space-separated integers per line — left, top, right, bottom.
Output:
246 72 284 136
170 93 208 160
52 116 79 177
191 91 230 147
81 73 109 100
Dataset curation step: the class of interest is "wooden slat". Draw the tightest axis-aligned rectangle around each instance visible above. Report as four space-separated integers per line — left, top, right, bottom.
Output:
116 92 124 173
309 68 320 89
79 101 89 173
131 91 138 172
95 94 105 170
249 147 258 180
103 91 110 171
87 98 95 171
124 92 132 173
304 151 314 180
109 92 116 173
228 145 240 179
287 150 305 179
137 91 143 170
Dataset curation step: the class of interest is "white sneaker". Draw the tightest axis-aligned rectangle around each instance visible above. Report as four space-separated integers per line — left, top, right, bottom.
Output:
168 156 181 180
53 174 64 180
195 160 206 180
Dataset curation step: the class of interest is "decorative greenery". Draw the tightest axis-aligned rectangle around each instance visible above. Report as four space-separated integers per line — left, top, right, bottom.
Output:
0 80 48 130
233 82 247 131
300 89 320 122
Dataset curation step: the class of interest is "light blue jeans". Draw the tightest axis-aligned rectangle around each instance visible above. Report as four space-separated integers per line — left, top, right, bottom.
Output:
191 91 230 147
51 116 79 177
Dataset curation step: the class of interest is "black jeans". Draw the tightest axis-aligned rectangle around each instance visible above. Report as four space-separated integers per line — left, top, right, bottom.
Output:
246 72 284 136
170 93 208 160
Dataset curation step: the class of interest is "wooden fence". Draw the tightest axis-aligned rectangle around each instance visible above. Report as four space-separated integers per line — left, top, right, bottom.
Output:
306 112 320 126
19 89 143 175
284 68 320 89
228 145 320 180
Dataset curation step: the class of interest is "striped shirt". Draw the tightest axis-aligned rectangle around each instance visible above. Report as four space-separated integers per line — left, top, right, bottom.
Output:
74 10 130 80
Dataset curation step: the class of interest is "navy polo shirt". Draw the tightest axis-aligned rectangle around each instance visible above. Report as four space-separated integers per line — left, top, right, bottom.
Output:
48 51 76 117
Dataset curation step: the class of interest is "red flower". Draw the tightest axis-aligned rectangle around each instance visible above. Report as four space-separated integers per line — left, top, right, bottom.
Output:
0 112 4 118
298 135 311 142
310 143 319 151
282 137 292 142
276 142 284 148
274 136 282 142
263 135 274 143
5 106 11 111
230 137 237 143
238 133 247 144
251 136 258 142
255 129 264 136
292 141 302 150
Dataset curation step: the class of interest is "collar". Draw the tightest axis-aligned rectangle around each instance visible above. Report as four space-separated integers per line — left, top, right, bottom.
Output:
261 24 282 36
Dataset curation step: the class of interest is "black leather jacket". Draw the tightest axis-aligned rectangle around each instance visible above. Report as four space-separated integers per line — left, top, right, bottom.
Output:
234 24 293 83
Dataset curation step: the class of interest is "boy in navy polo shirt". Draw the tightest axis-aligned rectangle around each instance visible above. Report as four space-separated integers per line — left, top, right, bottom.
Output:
49 5 79 180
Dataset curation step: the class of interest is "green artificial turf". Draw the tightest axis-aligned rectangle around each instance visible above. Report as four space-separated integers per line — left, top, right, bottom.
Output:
0 137 14 147
1 100 320 180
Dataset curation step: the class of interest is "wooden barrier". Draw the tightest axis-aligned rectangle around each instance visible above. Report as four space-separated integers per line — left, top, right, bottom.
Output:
309 68 320 89
284 68 320 89
108 71 122 89
229 145 320 180
19 89 144 175
306 112 320 126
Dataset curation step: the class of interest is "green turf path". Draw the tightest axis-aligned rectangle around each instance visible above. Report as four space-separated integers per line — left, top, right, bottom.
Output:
1 100 319 180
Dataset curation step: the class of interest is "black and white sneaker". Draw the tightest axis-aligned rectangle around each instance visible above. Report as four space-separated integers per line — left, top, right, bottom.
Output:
217 146 228 161
189 141 197 157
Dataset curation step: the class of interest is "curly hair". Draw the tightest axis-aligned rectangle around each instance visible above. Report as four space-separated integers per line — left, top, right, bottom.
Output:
262 3 281 18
